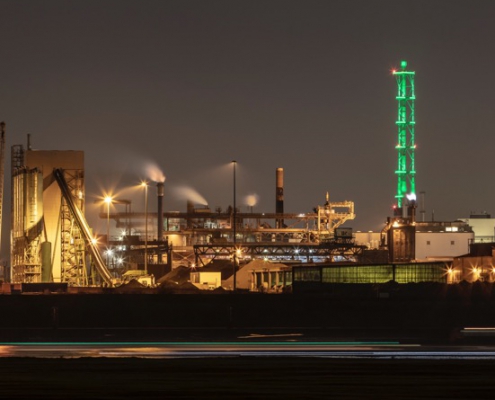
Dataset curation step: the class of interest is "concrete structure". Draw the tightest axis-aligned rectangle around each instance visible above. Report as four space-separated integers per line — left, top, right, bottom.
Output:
354 231 382 250
190 271 221 290
355 220 474 262
415 221 474 261
451 242 495 283
11 146 87 284
459 213 495 242
224 259 291 292
415 231 473 261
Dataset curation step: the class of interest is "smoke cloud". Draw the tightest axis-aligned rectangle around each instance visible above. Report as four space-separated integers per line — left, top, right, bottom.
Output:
144 162 166 183
172 186 208 206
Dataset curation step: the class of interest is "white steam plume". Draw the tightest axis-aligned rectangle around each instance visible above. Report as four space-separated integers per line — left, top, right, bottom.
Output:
172 185 208 206
144 161 166 183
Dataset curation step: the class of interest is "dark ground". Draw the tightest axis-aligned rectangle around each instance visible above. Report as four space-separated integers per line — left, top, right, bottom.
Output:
1 357 495 399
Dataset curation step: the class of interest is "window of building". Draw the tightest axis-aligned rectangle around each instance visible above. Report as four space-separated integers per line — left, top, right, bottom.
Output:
451 241 455 245
426 241 431 245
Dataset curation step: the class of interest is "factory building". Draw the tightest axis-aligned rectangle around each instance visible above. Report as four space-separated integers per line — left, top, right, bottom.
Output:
451 241 495 283
12 145 85 283
11 143 113 286
458 213 495 242
354 222 474 262
292 261 448 288
415 221 474 260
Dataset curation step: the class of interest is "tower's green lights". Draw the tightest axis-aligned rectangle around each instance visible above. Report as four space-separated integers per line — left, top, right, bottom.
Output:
393 60 416 208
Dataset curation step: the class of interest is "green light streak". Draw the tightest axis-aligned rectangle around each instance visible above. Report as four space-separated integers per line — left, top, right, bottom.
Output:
0 341 401 346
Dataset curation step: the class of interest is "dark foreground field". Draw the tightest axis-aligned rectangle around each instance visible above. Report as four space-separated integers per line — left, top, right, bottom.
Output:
0 357 494 399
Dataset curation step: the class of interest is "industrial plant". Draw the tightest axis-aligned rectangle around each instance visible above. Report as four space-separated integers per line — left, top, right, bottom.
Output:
2 60 495 293
1 60 495 345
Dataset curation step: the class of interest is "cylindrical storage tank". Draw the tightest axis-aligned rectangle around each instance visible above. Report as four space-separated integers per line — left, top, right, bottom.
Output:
41 241 52 282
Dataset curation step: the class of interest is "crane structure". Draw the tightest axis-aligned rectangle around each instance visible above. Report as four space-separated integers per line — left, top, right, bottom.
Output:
393 60 416 208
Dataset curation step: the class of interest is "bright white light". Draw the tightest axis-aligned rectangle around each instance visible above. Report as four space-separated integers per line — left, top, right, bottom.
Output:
245 194 259 207
406 193 416 201
104 196 113 204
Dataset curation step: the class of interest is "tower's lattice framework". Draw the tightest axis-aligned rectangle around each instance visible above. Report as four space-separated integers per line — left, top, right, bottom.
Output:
393 60 416 207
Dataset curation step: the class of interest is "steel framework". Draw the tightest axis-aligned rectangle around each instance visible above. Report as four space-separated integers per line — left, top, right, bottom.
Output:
393 60 416 207
194 239 366 266
59 169 88 285
53 168 114 286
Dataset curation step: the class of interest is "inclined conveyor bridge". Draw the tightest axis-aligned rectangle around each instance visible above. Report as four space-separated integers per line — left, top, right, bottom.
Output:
53 168 114 287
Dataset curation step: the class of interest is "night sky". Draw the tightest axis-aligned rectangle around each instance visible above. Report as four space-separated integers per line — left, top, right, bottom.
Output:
2 0 495 260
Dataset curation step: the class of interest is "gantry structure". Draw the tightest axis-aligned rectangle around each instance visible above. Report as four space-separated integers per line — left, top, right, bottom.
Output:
393 60 416 207
103 195 357 268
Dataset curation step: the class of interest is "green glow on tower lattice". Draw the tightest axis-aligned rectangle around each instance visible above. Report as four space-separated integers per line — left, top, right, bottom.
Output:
393 60 416 208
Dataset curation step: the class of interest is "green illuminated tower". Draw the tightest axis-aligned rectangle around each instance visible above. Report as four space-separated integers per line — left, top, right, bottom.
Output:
393 60 416 208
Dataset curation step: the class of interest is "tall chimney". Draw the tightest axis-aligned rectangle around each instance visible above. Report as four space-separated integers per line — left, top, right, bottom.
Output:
276 168 284 228
419 191 426 222
157 182 165 264
186 200 194 229
157 182 164 241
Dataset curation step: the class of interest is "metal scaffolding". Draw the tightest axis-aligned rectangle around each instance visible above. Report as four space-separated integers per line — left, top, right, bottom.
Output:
59 169 88 286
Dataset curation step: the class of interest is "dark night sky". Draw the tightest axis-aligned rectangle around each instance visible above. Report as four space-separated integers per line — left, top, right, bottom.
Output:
2 0 495 260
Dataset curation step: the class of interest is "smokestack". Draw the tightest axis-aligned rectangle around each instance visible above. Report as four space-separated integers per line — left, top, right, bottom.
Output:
276 168 284 228
187 200 194 229
420 191 426 222
157 182 164 241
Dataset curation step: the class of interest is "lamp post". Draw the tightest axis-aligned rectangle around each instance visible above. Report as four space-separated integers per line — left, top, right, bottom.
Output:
141 181 149 275
104 196 113 242
232 160 237 291
104 196 113 267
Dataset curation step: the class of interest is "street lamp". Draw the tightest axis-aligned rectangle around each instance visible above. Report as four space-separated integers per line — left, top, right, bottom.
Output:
104 196 113 244
232 160 237 291
141 181 149 275
104 195 113 267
